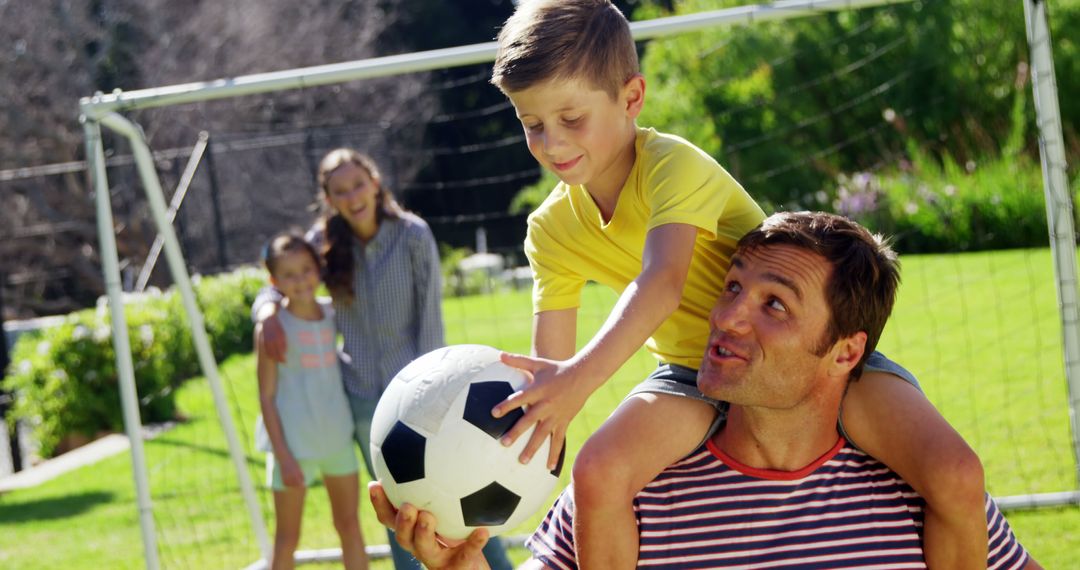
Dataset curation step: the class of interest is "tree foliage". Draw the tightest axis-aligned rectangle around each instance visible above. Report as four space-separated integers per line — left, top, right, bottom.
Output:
634 0 1071 208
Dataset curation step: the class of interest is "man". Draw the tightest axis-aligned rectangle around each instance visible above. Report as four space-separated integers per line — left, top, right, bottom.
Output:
370 211 1040 569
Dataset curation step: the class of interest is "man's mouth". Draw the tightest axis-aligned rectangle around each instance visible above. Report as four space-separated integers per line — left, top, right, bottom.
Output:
710 339 748 361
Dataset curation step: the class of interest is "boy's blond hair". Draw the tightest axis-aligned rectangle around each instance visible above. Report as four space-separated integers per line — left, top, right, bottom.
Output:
491 0 639 99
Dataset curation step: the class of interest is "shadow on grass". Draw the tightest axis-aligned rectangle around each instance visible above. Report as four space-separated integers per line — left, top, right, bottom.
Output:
150 436 264 469
0 490 115 523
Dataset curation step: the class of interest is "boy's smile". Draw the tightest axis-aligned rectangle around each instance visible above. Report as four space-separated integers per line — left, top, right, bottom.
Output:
506 75 644 202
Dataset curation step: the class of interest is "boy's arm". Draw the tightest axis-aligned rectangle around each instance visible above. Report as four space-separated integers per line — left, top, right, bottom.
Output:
842 371 987 569
532 308 577 360
495 223 698 466
256 338 302 487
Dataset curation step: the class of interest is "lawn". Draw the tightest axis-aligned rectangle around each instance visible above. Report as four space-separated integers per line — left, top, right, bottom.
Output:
1 247 1078 568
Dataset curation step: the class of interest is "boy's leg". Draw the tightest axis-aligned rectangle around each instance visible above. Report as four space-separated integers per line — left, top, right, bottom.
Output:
842 356 987 570
349 394 422 570
324 471 369 570
573 386 718 570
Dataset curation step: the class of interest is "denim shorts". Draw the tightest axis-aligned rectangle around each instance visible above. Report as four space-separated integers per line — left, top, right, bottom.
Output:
626 362 726 411
625 351 919 433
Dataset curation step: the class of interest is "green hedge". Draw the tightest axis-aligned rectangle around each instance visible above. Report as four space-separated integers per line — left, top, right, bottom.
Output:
3 268 266 457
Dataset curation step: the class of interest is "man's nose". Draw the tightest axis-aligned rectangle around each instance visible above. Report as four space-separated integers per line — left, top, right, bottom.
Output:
711 297 750 335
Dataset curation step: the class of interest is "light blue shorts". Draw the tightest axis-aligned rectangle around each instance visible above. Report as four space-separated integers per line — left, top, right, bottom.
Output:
266 444 359 491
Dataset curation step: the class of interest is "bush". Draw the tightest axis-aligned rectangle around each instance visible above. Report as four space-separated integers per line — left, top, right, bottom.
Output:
3 267 266 458
827 147 1066 253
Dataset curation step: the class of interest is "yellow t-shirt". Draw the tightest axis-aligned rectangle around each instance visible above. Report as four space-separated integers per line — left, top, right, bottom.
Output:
524 127 766 369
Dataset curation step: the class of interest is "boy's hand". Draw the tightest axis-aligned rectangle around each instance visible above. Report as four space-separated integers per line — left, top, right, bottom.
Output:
368 482 491 570
255 313 287 363
279 454 304 488
492 352 592 468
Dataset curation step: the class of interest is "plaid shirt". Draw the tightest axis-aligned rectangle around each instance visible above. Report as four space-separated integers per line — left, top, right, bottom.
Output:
255 212 444 400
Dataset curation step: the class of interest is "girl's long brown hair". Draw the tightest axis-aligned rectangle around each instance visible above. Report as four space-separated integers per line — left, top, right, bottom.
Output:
316 149 405 301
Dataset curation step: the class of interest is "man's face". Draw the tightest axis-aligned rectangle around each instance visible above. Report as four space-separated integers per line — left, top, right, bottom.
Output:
697 243 839 409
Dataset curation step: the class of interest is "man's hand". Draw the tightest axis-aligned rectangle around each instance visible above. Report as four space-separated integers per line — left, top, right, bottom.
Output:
368 482 491 570
491 352 592 468
255 313 287 363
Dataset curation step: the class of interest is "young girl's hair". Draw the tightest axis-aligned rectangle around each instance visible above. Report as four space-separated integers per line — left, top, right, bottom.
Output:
316 148 405 301
263 231 321 276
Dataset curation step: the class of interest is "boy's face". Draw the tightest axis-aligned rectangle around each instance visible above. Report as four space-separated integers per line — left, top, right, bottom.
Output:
697 244 854 410
270 249 321 305
506 75 643 194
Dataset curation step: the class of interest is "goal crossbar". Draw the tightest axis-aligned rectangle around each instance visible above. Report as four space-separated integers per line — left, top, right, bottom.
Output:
79 0 907 117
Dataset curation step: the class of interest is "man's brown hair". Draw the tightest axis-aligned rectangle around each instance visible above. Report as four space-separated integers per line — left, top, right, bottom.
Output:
735 211 901 380
491 0 639 98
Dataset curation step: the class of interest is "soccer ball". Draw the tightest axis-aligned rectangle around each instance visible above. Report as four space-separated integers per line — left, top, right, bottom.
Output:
370 344 565 540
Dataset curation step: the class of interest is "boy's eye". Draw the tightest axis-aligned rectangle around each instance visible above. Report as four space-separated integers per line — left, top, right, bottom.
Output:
524 122 543 133
563 115 583 125
724 281 741 294
767 298 788 312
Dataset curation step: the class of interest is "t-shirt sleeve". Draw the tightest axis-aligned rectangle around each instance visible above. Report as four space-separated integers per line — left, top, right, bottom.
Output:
984 494 1031 569
644 144 747 240
524 217 586 314
525 490 579 570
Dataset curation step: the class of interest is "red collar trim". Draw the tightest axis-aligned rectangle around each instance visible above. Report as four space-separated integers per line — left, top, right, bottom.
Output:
706 435 846 481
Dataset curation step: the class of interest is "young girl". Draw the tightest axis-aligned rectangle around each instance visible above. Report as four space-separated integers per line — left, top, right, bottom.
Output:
255 232 368 570
254 149 513 570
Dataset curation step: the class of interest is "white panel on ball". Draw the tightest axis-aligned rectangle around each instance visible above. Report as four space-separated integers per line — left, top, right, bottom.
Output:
370 344 563 540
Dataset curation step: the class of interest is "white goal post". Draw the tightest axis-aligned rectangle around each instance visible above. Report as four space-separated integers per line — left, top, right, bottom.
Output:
78 0 1079 568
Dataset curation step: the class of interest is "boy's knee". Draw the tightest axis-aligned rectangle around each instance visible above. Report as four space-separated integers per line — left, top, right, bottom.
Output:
928 446 985 508
572 441 633 500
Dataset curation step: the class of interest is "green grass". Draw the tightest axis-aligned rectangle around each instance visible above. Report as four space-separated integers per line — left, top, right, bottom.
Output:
1 248 1078 568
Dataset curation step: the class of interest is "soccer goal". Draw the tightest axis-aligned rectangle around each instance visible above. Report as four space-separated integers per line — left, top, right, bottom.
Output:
78 0 1079 568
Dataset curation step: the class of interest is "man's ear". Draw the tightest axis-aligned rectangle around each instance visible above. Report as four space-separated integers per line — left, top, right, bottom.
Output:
622 73 646 119
831 331 867 377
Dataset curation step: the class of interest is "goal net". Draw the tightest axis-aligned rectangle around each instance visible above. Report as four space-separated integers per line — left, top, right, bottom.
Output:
79 0 1078 567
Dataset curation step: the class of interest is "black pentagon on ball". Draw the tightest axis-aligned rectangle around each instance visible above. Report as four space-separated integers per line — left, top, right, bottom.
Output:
460 482 522 527
463 381 524 440
381 421 426 484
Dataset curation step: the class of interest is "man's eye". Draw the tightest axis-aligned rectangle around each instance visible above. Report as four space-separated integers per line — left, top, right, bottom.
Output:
767 298 788 312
